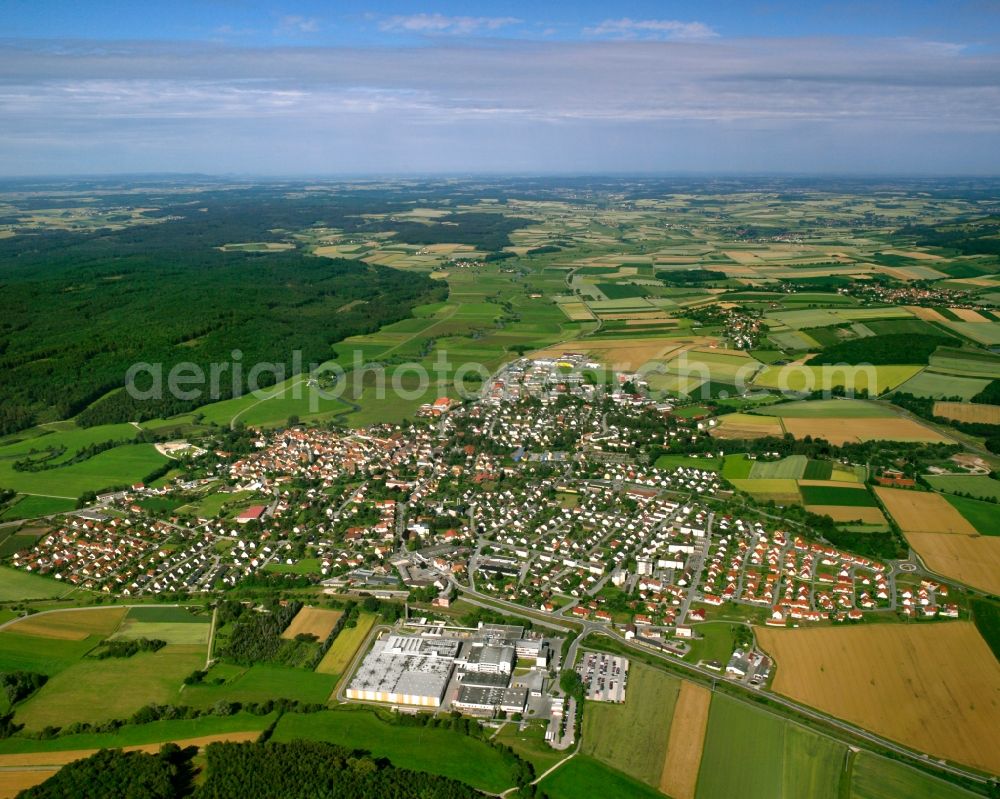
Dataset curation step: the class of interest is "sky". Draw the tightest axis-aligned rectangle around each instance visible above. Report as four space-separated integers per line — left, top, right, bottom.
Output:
2 1 1000 176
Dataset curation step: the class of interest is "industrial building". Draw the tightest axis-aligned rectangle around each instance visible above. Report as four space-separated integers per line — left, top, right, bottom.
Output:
345 634 459 707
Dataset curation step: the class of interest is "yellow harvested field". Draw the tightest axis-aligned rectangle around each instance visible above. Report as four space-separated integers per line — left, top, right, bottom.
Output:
875 487 976 534
905 306 949 323
829 468 861 483
905 533 1000 596
7 607 127 641
710 413 783 439
281 606 343 640
781 417 948 445
0 769 56 799
659 681 711 799
559 302 595 321
757 623 1000 775
530 337 715 372
933 402 1000 425
948 308 989 323
729 479 801 503
0 731 262 769
805 505 887 524
722 250 763 264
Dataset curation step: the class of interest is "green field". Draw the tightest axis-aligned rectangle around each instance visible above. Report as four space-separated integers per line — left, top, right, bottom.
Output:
894 370 991 400
655 454 723 472
315 612 376 676
849 752 981 799
181 663 337 708
721 453 754 479
755 399 897 418
113 606 211 645
15 644 205 729
0 494 76 521
493 721 565 772
749 455 808 479
696 695 845 799
799 485 878 506
926 474 1000 501
0 631 101 674
942 494 999 535
0 711 275 754
272 709 517 793
0 427 167 498
539 755 665 799
581 662 679 786
929 347 1000 379
179 490 258 519
753 365 922 395
0 566 68 601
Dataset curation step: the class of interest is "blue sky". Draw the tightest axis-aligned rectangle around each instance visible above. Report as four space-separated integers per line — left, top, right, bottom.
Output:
2 1 999 174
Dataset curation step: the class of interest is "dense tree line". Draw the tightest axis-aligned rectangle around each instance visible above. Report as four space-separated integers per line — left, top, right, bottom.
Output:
0 671 47 705
891 393 1000 454
806 333 956 366
93 638 166 660
972 379 1000 405
387 212 532 251
18 740 492 798
655 268 727 284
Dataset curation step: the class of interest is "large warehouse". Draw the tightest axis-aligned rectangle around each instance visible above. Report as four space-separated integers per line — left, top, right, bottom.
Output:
345 634 459 707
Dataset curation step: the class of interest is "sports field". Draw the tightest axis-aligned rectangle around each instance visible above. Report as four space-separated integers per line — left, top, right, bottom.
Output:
757 623 1000 775
582 662 680 786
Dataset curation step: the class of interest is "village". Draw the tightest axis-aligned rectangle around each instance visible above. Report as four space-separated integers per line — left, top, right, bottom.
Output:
6 355 962 695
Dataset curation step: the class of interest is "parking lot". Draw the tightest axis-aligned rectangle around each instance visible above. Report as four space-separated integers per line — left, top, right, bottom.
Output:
577 652 629 703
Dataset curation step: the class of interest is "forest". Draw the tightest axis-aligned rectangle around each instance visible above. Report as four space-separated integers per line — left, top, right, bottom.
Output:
18 741 487 799
0 217 446 433
805 332 957 366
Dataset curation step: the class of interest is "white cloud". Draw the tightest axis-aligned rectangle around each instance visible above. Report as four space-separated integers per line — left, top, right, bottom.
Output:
276 15 320 35
379 13 521 35
584 18 718 40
